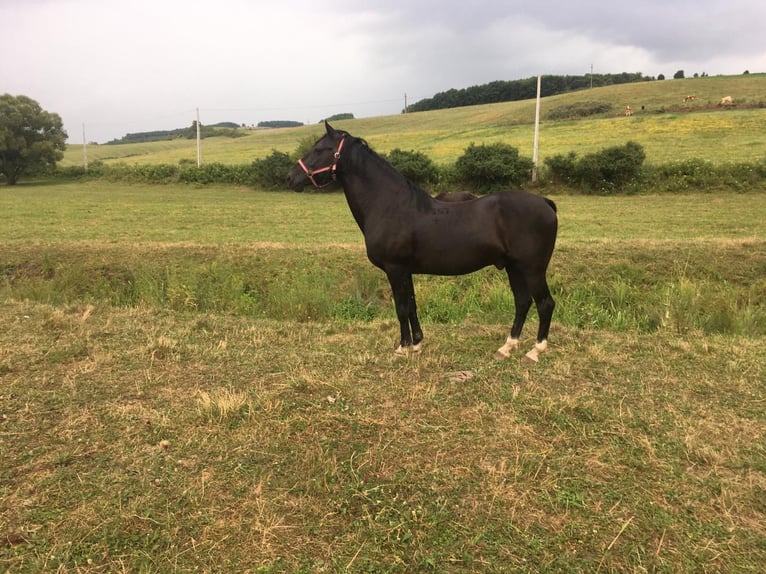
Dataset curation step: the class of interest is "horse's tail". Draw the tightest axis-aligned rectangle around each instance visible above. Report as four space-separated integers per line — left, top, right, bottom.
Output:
544 197 557 213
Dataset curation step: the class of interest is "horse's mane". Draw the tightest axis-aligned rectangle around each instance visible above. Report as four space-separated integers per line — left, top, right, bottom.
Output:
342 131 433 211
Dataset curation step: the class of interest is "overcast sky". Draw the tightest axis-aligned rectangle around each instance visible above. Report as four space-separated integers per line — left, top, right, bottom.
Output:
3 0 764 143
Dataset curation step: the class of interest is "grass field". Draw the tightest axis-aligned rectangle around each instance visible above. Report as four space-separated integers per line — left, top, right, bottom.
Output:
61 74 766 168
1 182 765 572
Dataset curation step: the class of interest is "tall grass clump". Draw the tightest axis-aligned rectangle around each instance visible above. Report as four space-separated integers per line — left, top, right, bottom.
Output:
196 387 253 426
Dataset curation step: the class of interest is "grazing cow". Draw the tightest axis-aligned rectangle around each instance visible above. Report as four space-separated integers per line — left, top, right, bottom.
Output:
683 95 696 102
625 105 633 117
719 96 733 106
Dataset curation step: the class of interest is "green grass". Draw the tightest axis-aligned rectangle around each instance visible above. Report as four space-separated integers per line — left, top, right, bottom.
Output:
2 182 765 244
0 182 359 245
62 74 766 168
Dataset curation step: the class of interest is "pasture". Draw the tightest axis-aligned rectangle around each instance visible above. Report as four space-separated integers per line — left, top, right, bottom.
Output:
61 74 766 168
1 182 765 572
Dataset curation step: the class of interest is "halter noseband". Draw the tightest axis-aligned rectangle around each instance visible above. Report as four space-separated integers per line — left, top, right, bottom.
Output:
297 136 346 189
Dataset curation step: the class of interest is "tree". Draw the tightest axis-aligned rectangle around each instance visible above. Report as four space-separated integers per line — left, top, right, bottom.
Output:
0 94 67 185
673 70 685 79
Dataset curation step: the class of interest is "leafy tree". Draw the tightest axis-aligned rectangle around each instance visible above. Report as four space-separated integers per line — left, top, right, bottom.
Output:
323 113 354 122
673 70 685 79
0 94 67 184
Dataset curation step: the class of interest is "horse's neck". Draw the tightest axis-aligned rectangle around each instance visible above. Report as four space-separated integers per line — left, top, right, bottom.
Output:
340 148 428 230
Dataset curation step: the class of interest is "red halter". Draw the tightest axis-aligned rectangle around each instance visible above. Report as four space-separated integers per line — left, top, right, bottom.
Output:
297 137 346 189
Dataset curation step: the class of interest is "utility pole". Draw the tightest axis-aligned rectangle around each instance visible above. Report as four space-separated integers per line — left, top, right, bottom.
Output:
532 75 541 183
404 93 408 114
82 123 88 171
196 108 202 167
590 64 594 89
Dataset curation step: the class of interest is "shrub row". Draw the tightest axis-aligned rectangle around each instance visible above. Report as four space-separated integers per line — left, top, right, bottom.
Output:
58 150 294 189
58 142 766 195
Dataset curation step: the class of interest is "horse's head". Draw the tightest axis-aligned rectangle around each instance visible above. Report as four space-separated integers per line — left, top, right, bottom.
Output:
287 122 347 191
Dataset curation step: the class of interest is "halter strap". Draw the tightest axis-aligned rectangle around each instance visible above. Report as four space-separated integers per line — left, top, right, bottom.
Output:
298 136 346 189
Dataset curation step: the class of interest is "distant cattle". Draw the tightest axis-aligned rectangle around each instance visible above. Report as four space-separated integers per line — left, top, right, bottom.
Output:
683 95 696 102
719 96 733 106
625 105 633 117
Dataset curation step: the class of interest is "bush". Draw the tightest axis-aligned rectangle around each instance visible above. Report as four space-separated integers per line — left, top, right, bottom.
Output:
547 101 614 120
543 151 578 186
178 162 240 185
454 142 534 193
249 150 295 189
544 141 646 193
385 148 439 186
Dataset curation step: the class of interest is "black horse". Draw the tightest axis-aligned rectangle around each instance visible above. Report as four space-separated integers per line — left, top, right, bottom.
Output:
287 122 558 362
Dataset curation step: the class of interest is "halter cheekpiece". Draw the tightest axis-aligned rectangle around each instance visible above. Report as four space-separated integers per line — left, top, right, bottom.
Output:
298 136 346 189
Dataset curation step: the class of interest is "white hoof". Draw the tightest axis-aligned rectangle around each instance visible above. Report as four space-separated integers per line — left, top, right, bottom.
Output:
493 337 520 360
394 342 423 357
523 340 548 363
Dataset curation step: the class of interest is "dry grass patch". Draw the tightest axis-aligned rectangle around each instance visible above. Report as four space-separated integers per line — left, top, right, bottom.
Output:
1 298 764 571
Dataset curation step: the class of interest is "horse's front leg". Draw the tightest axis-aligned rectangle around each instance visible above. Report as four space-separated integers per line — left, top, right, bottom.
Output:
387 270 423 356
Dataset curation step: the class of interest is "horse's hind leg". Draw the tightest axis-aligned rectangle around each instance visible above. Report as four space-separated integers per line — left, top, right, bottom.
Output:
404 274 423 353
525 275 555 363
494 266 532 359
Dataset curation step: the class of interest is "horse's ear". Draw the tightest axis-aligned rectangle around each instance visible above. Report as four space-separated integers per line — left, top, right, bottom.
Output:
325 121 336 137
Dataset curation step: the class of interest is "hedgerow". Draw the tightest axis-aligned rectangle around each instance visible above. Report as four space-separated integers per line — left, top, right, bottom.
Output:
55 142 766 194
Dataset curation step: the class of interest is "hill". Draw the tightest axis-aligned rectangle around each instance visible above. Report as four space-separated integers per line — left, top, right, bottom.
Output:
63 74 766 168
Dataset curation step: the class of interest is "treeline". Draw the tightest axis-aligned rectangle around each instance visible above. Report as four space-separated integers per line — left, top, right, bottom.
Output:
408 73 652 112
257 121 304 128
106 122 245 145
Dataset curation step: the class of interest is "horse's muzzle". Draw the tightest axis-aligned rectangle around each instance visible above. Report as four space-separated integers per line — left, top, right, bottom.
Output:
286 165 307 191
